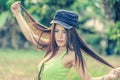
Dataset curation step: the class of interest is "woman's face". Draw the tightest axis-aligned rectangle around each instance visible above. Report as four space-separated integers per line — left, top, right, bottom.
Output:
54 24 67 47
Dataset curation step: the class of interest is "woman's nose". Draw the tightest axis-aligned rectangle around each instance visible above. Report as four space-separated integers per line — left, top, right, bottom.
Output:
59 32 63 38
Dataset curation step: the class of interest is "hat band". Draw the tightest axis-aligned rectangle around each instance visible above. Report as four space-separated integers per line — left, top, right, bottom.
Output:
51 20 73 29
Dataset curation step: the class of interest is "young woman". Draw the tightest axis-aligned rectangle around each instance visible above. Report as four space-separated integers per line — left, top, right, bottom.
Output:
11 1 120 80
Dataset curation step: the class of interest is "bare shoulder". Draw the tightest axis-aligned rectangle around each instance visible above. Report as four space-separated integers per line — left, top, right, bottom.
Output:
66 50 75 57
61 50 75 68
64 50 75 64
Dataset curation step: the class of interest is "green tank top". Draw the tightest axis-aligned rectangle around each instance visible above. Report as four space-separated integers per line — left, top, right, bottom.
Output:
38 51 70 80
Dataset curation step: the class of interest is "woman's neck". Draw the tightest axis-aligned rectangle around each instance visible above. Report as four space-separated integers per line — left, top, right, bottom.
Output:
58 46 66 51
55 47 66 55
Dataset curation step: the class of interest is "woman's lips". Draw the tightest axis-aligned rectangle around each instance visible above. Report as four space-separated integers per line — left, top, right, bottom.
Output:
57 40 63 42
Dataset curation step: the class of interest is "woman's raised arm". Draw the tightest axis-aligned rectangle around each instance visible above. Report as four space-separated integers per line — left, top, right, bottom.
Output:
11 1 50 47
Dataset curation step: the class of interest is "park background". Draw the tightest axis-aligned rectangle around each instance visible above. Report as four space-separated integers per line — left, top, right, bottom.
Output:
0 0 120 80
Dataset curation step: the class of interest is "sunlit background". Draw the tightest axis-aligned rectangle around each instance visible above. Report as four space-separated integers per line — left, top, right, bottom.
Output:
0 0 120 80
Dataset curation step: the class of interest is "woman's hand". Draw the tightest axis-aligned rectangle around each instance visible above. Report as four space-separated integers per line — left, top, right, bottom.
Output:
107 67 120 80
11 1 21 16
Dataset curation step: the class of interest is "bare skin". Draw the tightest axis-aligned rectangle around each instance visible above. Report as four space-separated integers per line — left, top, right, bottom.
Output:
11 1 120 80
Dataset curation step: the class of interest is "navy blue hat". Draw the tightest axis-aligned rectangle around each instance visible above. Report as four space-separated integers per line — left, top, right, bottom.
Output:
51 10 79 29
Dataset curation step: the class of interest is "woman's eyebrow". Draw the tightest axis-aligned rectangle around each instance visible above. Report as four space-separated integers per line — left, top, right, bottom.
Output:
55 28 58 30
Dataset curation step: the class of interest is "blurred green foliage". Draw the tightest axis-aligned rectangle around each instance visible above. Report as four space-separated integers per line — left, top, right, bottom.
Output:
107 22 120 55
0 0 119 55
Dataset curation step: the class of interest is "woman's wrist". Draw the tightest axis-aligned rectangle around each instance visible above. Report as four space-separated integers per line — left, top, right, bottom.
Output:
102 75 110 80
13 13 22 17
102 76 104 80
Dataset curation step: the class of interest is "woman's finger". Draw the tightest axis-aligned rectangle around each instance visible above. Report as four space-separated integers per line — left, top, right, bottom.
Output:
112 68 120 78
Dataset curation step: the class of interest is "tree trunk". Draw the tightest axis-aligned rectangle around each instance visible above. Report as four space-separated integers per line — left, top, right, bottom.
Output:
101 0 113 20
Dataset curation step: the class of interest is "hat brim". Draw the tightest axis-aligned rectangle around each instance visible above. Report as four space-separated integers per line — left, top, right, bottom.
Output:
50 20 73 29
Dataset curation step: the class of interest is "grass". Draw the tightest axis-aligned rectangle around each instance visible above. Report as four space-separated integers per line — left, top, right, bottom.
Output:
0 48 44 80
0 48 120 80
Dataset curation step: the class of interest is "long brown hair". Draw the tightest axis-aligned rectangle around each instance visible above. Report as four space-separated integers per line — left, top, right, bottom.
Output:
37 24 114 80
20 5 114 79
40 23 114 71
21 5 114 70
44 24 59 59
65 28 114 72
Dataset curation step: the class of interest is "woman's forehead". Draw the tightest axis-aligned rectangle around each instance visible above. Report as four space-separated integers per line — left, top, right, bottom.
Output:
55 24 65 30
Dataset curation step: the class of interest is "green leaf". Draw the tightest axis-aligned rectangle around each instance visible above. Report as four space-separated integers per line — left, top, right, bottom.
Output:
0 11 9 28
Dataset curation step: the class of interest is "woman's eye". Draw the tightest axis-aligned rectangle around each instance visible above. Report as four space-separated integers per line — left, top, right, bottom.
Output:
55 29 58 32
63 31 66 33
